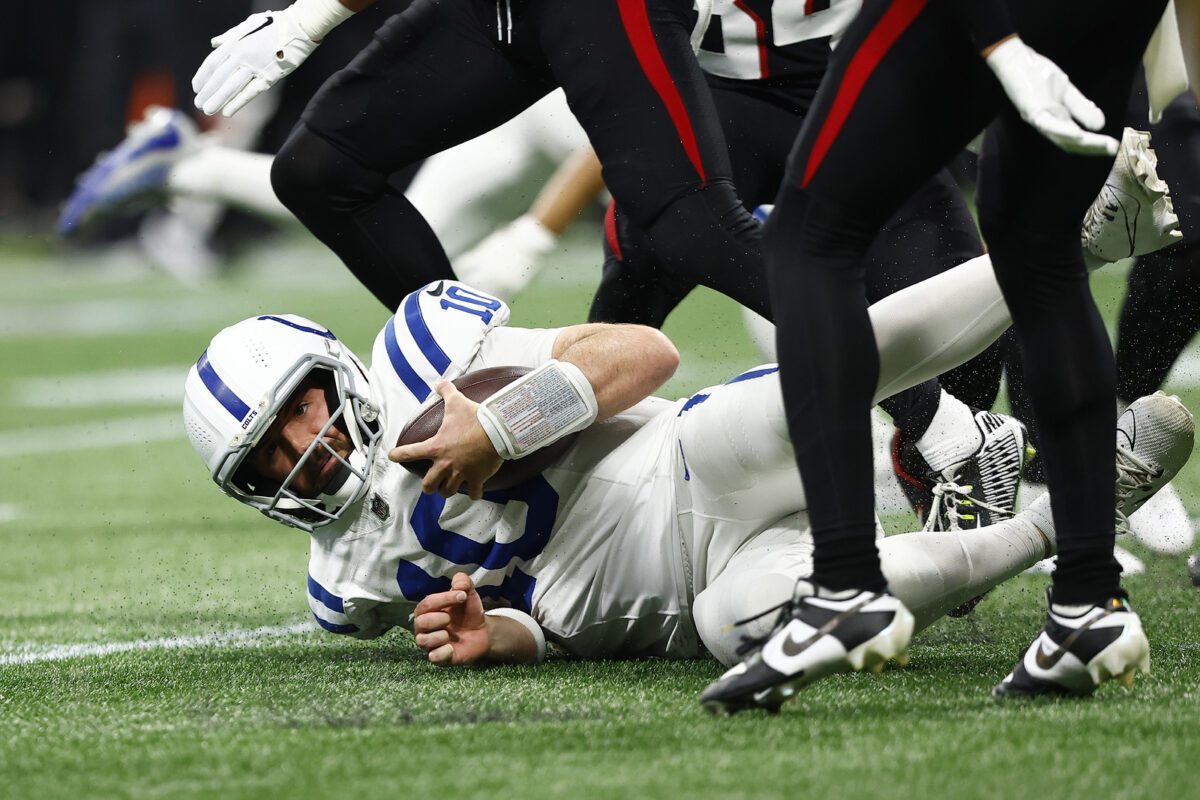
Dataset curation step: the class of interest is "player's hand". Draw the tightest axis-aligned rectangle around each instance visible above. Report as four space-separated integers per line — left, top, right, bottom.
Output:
192 9 319 117
388 380 503 500
984 36 1119 156
412 573 491 666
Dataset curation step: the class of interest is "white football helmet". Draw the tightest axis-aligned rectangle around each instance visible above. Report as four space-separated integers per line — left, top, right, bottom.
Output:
182 314 382 531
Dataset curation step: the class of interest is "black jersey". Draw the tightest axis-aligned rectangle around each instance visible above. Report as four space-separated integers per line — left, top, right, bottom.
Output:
697 0 861 83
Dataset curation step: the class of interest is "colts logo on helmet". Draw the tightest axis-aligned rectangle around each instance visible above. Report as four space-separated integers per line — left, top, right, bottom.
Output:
241 409 258 430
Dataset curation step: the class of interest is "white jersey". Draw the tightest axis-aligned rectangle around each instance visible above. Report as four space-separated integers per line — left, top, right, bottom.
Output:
303 281 701 659
697 0 861 81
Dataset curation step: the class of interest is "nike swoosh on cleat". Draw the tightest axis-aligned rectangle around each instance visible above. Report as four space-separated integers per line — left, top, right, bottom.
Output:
779 595 875 658
240 16 274 40
1034 612 1110 670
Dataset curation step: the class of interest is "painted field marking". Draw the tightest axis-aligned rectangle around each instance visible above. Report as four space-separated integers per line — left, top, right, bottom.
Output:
0 413 181 458
0 621 318 666
12 366 188 409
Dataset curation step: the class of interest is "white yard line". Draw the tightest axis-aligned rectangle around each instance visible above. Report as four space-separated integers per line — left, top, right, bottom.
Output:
12 366 188 409
0 504 18 524
0 621 318 666
0 413 181 458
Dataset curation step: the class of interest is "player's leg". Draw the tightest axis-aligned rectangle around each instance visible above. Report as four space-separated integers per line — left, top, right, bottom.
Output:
764 0 998 593
538 0 770 319
271 0 555 311
976 0 1167 607
1116 92 1200 405
697 393 1194 672
588 202 696 325
693 513 1045 667
587 76 798 327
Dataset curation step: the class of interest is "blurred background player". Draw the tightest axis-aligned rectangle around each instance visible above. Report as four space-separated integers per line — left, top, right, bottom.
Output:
192 0 774 320
59 91 601 289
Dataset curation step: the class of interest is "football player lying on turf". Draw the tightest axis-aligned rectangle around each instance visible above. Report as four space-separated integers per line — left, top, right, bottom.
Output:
184 272 1193 688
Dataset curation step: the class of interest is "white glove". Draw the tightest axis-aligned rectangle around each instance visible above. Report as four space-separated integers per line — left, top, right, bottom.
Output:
193 0 352 117
985 36 1119 156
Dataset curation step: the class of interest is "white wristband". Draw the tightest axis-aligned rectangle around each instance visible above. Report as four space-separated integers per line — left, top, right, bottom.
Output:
477 360 598 460
291 0 354 41
485 607 546 663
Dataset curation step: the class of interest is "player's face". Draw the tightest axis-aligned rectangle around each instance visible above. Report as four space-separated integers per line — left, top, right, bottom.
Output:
247 376 354 498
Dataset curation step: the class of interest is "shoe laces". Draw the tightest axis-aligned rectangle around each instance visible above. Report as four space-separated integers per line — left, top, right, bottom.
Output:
730 598 796 658
923 475 1012 532
1114 444 1162 534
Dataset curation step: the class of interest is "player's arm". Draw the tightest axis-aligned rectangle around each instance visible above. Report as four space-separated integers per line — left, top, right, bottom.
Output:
953 0 1118 156
548 323 679 420
390 324 678 498
413 573 546 666
193 0 378 117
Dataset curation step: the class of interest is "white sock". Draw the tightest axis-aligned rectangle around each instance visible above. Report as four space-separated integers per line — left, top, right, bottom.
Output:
914 391 980 474
167 146 291 222
880 514 1050 633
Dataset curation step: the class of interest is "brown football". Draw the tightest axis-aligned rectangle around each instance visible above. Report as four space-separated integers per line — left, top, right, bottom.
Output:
396 366 580 491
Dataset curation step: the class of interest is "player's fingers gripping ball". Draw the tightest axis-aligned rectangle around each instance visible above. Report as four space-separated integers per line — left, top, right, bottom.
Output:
393 364 596 494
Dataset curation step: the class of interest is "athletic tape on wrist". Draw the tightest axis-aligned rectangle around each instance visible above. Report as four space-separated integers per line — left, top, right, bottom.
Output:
291 0 354 41
485 607 546 662
476 360 598 460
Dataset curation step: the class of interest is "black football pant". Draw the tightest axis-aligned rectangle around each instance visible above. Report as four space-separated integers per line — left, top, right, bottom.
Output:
271 0 768 318
768 0 1166 602
589 74 997 438
1011 88 1200 480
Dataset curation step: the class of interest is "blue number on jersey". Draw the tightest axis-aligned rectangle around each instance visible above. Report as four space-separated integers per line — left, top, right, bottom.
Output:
397 475 559 612
439 285 504 325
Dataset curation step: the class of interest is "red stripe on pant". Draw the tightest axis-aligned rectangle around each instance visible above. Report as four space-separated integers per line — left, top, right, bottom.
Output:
616 0 707 184
801 0 928 188
605 200 624 261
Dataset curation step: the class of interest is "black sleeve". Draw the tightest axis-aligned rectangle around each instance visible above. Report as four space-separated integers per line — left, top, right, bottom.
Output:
953 0 1016 53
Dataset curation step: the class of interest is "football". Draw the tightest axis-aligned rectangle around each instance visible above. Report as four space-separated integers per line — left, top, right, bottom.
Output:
396 366 580 490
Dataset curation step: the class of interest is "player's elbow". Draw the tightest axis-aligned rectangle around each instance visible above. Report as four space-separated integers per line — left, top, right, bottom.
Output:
638 327 680 389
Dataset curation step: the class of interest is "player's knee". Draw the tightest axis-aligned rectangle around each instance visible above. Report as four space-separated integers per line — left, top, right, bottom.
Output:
271 125 387 217
694 571 796 667
646 180 760 261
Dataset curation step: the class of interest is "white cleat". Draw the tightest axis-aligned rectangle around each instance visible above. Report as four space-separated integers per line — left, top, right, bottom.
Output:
923 410 1031 533
699 581 914 714
993 591 1150 697
1022 392 1194 576
1082 127 1182 263
1115 392 1195 530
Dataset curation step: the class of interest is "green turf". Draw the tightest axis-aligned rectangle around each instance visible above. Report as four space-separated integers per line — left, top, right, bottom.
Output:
1 232 1197 800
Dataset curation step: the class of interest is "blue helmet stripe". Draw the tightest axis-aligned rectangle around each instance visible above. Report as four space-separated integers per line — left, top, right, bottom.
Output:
403 290 451 373
256 315 335 339
197 350 251 421
383 316 431 402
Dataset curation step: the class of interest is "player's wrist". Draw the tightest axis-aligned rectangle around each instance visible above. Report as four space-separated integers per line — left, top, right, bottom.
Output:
290 0 355 41
485 608 546 663
476 360 597 460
